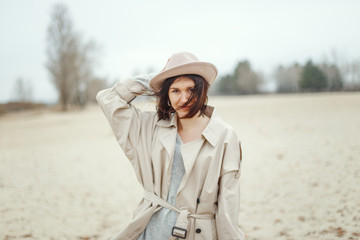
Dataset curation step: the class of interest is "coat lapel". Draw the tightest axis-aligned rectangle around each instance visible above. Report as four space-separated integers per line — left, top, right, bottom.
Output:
177 107 227 194
156 113 178 181
159 127 177 156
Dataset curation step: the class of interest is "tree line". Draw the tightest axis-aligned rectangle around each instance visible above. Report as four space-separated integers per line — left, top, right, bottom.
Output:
213 56 360 95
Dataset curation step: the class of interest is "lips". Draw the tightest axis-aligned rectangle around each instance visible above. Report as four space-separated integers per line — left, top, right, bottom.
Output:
181 105 191 110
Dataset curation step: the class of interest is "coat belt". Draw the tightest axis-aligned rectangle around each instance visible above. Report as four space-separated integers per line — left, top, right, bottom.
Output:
144 190 214 239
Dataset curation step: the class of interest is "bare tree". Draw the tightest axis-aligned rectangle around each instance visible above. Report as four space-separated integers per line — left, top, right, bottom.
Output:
86 77 108 103
319 63 343 91
235 60 263 94
46 4 73 110
275 63 302 93
343 59 360 91
12 77 33 102
46 4 99 110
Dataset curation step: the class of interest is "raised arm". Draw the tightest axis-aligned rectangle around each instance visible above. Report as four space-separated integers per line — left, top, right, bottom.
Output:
96 74 156 185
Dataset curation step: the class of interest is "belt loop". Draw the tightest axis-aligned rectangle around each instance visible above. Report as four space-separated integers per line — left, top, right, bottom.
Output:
171 209 189 239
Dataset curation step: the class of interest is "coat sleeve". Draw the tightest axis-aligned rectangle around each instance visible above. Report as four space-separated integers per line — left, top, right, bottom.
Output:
96 78 156 186
216 131 245 240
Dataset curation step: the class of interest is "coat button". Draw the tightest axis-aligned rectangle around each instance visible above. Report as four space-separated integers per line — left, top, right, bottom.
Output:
197 198 200 204
196 228 201 233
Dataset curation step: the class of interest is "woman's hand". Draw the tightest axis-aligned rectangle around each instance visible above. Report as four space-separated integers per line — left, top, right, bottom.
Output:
131 73 157 96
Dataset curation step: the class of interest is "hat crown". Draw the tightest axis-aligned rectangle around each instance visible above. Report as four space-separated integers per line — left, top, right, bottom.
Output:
163 52 199 71
149 51 217 92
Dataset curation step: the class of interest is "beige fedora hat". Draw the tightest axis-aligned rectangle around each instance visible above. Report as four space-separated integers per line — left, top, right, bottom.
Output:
149 52 218 92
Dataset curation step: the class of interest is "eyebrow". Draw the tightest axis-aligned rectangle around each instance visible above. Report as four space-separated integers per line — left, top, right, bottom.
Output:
169 85 195 90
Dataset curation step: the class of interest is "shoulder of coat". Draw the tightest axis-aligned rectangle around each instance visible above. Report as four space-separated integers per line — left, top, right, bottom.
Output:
214 118 240 145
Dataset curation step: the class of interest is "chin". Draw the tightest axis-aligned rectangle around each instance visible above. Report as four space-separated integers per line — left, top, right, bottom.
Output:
176 110 189 118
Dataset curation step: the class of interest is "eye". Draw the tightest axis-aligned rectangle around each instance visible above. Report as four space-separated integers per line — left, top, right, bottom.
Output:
172 89 179 93
188 88 194 92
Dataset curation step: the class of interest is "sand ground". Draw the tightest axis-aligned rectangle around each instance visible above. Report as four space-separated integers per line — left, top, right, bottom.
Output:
0 92 359 240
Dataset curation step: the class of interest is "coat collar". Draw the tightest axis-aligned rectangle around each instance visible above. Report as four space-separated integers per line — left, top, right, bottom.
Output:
155 106 226 147
201 106 226 147
156 112 178 128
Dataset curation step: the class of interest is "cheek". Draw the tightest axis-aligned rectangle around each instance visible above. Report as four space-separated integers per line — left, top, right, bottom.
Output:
168 94 178 104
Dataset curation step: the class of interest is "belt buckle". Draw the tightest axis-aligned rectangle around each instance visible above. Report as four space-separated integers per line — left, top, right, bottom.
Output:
172 226 187 239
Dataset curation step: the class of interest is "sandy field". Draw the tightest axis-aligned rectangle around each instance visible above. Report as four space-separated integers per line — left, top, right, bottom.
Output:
1 92 360 240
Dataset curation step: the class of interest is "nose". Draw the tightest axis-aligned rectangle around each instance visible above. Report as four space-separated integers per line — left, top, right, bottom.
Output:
180 92 189 104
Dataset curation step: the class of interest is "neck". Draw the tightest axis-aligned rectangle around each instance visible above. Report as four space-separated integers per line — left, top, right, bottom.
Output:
177 113 205 131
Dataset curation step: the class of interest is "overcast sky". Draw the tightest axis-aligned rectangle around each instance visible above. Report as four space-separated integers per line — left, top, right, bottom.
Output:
1 0 359 103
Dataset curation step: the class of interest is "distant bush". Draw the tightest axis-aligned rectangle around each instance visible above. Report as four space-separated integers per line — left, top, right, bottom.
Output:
215 60 263 95
0 102 47 116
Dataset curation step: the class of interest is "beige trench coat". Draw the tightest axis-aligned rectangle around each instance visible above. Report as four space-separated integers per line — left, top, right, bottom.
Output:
97 79 245 240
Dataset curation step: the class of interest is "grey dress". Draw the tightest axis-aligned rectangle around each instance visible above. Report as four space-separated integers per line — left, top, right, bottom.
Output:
137 134 185 240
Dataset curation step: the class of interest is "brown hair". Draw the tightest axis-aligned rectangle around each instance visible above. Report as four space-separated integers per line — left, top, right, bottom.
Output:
156 74 209 120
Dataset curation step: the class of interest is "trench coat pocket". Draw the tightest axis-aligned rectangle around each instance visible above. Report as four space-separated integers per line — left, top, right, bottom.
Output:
194 218 217 240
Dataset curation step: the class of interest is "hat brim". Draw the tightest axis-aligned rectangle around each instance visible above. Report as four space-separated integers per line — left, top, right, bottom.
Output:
149 62 218 92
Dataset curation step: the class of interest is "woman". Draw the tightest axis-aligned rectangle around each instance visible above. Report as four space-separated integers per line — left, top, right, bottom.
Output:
97 52 245 240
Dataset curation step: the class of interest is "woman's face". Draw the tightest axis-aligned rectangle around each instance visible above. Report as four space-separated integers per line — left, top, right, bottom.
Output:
168 76 196 118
